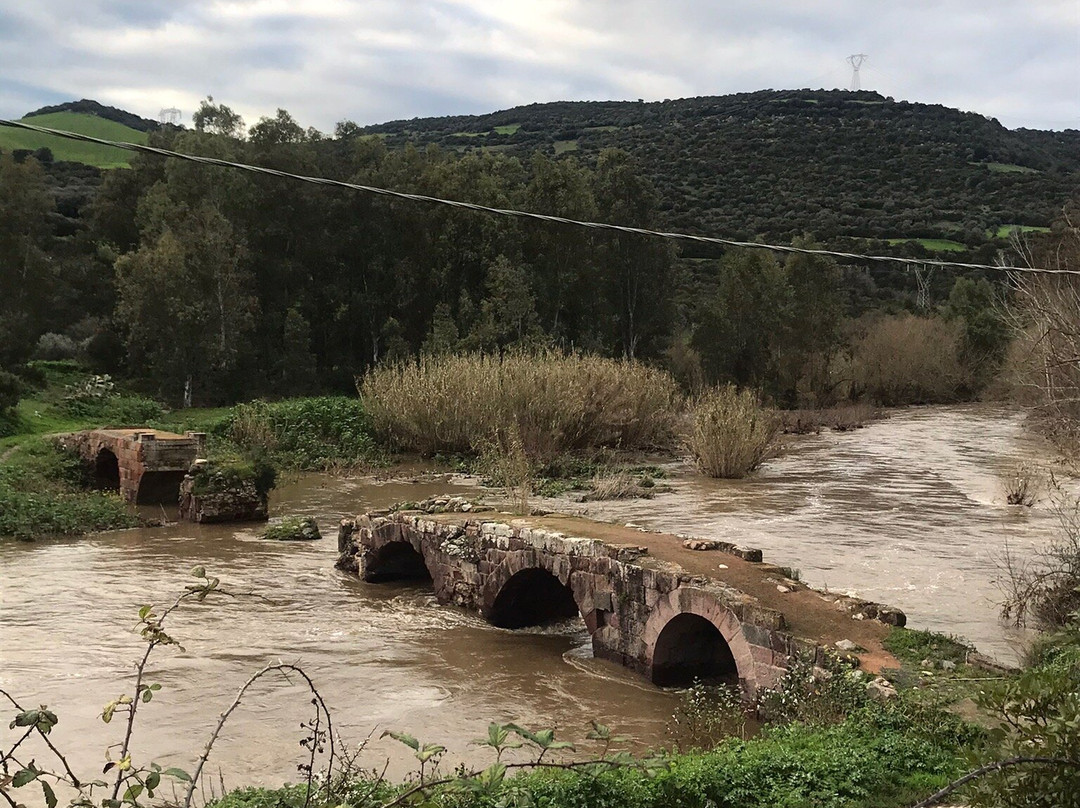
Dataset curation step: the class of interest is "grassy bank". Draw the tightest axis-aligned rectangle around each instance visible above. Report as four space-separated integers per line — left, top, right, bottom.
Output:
212 703 973 808
0 362 383 540
0 436 138 540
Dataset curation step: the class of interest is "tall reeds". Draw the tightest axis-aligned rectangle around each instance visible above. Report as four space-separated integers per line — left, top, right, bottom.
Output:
359 352 682 463
688 385 779 478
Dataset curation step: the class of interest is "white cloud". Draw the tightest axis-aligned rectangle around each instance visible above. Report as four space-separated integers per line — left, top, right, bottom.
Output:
0 0 1076 130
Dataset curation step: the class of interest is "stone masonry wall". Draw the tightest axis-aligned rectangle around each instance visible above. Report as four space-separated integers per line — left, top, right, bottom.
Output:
336 511 867 696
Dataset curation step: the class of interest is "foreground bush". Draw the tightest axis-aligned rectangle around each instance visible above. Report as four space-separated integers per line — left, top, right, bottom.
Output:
847 314 965 405
359 352 681 462
214 705 971 808
226 397 377 470
688 386 779 478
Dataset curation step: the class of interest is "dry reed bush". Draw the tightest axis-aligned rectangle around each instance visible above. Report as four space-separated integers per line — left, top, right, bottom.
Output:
1000 487 1080 627
847 314 966 406
1003 221 1080 454
359 352 682 462
585 471 652 501
1001 462 1043 506
689 385 780 478
475 426 532 515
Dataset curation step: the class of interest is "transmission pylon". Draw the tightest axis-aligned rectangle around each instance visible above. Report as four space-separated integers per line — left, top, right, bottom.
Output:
847 54 868 91
914 264 934 310
159 107 181 126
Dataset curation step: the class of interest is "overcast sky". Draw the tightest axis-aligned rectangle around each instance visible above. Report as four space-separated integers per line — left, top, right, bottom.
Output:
2 0 1078 132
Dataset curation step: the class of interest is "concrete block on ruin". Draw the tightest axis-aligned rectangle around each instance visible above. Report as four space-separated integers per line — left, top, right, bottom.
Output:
731 545 763 562
682 538 724 551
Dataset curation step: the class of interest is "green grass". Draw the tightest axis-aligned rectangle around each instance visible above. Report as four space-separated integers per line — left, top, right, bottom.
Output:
883 627 973 666
0 436 137 540
212 705 973 808
493 123 520 135
885 237 967 252
451 131 488 138
554 139 579 154
0 112 148 168
991 224 1051 239
584 125 620 132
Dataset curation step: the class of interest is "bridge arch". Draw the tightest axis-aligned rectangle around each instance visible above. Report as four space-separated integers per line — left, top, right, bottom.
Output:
363 540 433 583
487 567 581 629
643 588 758 692
93 448 120 492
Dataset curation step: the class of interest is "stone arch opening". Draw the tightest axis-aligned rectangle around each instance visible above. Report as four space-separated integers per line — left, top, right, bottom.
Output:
135 471 187 505
363 542 432 583
651 613 739 687
93 448 120 492
488 568 580 629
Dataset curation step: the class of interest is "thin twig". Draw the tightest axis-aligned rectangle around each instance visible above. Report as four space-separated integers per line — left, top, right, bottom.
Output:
0 689 81 788
910 756 1080 808
183 663 334 808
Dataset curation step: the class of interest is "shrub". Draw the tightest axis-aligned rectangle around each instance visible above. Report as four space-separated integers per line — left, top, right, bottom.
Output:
32 332 79 361
758 652 868 726
190 459 277 500
359 352 681 462
847 314 966 405
688 385 779 478
0 369 21 412
1001 462 1042 506
226 397 376 470
1001 492 1080 628
968 619 1080 807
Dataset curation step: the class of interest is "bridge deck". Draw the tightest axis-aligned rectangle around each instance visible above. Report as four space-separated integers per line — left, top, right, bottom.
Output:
428 511 898 673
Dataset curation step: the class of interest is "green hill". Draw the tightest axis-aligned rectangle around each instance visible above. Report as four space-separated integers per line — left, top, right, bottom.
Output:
359 89 1080 249
0 112 148 168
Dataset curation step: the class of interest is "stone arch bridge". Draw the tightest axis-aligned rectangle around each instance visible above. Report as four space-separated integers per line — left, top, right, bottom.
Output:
338 511 905 695
61 429 206 505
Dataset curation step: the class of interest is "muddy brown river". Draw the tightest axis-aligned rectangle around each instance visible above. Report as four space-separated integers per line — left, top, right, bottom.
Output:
0 404 1062 797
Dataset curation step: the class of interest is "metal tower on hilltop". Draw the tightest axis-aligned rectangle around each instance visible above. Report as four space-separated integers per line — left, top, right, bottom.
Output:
159 107 181 126
847 54 868 91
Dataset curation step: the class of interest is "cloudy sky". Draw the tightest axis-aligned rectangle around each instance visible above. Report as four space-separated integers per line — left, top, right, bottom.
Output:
1 0 1078 132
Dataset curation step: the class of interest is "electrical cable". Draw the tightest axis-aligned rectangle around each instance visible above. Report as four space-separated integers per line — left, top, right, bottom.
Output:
1 117 1072 276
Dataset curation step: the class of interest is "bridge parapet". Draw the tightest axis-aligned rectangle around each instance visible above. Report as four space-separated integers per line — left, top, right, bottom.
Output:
338 510 902 696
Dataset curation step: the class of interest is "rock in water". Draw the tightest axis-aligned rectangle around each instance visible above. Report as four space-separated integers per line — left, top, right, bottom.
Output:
262 516 322 541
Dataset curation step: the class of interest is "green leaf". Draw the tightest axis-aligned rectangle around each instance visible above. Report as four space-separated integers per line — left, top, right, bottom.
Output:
141 690 152 703
416 743 446 763
145 771 160 792
41 780 57 808
381 730 420 750
163 768 191 782
137 605 152 620
12 709 39 728
191 566 206 579
122 783 143 803
12 767 39 787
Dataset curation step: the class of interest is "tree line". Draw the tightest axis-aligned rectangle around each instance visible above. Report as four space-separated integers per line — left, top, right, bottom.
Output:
0 98 1020 410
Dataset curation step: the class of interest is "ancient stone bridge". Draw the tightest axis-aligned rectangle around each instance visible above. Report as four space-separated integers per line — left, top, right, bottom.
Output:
338 510 905 695
62 429 206 504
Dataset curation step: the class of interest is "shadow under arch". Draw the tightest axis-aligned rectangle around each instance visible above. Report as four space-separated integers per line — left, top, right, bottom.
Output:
93 448 120 492
650 612 739 688
487 568 580 629
363 541 433 583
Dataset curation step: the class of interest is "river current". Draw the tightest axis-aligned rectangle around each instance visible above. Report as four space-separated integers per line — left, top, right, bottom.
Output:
0 404 1061 795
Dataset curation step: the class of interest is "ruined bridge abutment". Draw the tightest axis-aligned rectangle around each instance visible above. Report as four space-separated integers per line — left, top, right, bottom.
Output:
61 429 206 505
337 512 873 694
